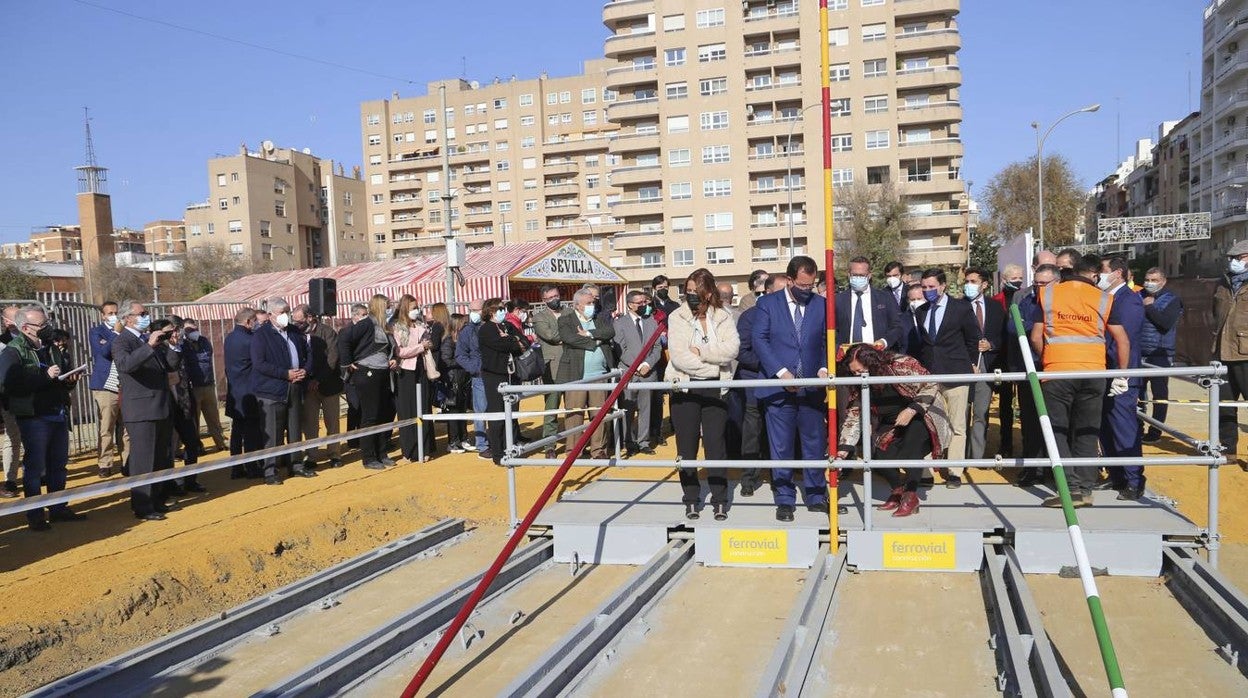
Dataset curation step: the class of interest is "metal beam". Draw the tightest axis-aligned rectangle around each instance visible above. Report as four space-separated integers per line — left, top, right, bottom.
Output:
1163 546 1248 679
981 545 1071 697
754 545 847 698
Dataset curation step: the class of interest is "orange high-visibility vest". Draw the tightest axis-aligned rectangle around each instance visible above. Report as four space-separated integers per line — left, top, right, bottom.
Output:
1040 280 1114 372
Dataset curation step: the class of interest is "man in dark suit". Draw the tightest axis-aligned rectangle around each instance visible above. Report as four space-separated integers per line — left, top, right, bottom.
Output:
901 283 926 357
752 255 831 521
734 273 787 496
835 257 905 351
883 260 907 310
614 290 662 456
113 299 180 520
251 297 314 484
224 307 263 475
963 268 1006 461
915 268 980 487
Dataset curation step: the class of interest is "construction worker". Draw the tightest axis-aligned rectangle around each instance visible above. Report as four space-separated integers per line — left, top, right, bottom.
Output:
1098 256 1145 500
1030 253 1131 508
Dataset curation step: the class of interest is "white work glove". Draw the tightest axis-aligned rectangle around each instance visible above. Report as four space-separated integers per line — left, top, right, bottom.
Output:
1108 377 1128 397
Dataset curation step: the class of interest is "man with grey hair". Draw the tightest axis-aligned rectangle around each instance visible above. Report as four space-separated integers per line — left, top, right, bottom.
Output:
614 289 661 455
557 287 616 458
251 297 313 484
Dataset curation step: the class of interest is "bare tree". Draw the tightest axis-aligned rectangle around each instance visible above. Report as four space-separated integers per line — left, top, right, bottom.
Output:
90 255 152 304
0 258 40 299
980 154 1084 249
163 245 255 300
835 181 909 282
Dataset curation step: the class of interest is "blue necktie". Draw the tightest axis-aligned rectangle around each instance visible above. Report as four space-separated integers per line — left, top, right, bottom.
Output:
851 292 864 343
793 302 805 378
927 302 937 338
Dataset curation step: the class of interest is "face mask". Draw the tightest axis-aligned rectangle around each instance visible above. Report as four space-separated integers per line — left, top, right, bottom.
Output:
849 275 869 292
546 299 561 311
685 292 702 310
1096 273 1113 290
517 311 528 323
135 315 152 332
274 313 291 329
655 288 670 301
469 311 482 324
582 304 597 319
1143 282 1161 294
885 276 902 289
493 309 507 324
407 309 420 320
639 304 653 318
105 314 118 327
1004 280 1022 290
1231 258 1248 275
791 286 813 304
963 283 981 300
187 330 201 342
923 289 941 303
36 326 54 345
909 299 926 311
754 290 765 298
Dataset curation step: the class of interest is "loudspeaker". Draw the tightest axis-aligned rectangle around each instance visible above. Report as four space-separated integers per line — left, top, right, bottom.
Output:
600 285 618 315
309 278 337 316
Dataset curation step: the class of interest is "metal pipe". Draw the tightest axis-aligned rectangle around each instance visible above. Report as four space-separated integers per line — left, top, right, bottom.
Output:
1136 411 1203 450
416 380 425 464
1208 373 1222 568
511 411 624 457
860 380 872 531
504 392 518 528
498 456 1219 469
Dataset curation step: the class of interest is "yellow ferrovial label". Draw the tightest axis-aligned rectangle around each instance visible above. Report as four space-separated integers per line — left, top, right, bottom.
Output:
720 529 789 565
882 533 957 569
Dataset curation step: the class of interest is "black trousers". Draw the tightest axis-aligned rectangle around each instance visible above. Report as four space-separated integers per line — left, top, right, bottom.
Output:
126 419 172 515
169 400 201 486
1141 352 1172 436
396 368 421 460
483 370 509 464
996 381 1016 455
877 419 933 491
671 383 729 505
1220 360 1248 454
1040 377 1105 494
356 369 394 464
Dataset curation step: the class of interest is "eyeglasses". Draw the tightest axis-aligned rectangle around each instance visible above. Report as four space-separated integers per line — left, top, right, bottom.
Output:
25 323 46 330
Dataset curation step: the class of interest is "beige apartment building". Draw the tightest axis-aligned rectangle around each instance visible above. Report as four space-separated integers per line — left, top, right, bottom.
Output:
361 0 965 288
144 219 187 256
0 224 145 264
184 142 369 270
360 63 623 261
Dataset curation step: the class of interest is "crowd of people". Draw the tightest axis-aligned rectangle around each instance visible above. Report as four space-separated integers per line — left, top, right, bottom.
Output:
4 236 1247 531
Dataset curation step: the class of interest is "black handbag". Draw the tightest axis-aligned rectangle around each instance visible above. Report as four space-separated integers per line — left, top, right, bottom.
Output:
510 345 545 382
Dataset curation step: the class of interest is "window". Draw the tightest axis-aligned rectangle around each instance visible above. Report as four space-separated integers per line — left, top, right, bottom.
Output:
903 128 932 144
423 109 436 123
830 98 851 117
427 189 441 203
547 92 559 106
393 133 405 144
229 243 244 254
259 220 272 237
699 77 728 96
428 210 442 223
496 139 509 151
830 0 847 8
829 28 849 46
497 160 510 171
672 216 693 233
864 58 887 77
367 134 382 146
638 186 661 202
498 181 513 191
206 223 215 235
586 174 600 189
580 88 596 104
640 251 662 267
559 90 571 104
519 115 535 127
583 110 598 125
218 198 228 210
865 94 888 114
370 173 383 185
343 191 353 205
494 118 509 130
667 115 690 133
704 212 733 231
367 114 380 125
522 157 537 170
670 182 692 200
586 154 600 167
637 152 660 167
216 174 226 187
603 88 617 102
669 148 692 166
706 246 734 265
372 193 384 204
664 47 686 66
862 0 884 5
673 249 694 267
665 81 688 100
696 8 725 27
499 201 513 212
905 93 931 108
866 129 890 150
902 57 930 72
493 97 507 109
832 168 853 186
698 43 727 62
662 14 685 32
228 220 243 233
867 165 891 184
831 134 853 152
703 179 732 197
524 199 537 211
521 136 535 148
502 222 514 236
829 63 850 82
862 23 886 42
700 110 729 130
561 113 573 124
702 145 730 164
369 154 382 165
521 219 537 232
189 224 201 237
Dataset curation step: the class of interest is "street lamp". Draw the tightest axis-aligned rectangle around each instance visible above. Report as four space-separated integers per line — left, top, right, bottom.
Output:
1032 103 1100 251
786 102 826 255
577 215 596 251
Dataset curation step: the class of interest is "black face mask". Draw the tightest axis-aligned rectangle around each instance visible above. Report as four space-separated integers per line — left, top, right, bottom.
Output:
638 304 654 318
1004 280 1022 291
656 288 670 301
791 286 814 304
685 293 701 310
36 326 55 344
546 299 561 311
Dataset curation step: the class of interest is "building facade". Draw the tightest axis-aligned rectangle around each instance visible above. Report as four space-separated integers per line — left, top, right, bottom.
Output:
183 143 369 271
143 219 187 256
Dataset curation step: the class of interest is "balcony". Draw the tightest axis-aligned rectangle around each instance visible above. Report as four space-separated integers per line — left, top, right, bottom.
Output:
1216 89 1248 118
1218 52 1248 80
899 174 964 196
389 194 423 205
743 43 802 68
745 115 804 138
611 228 667 249
744 79 804 100
894 28 961 53
389 150 440 164
903 243 966 266
391 214 424 226
893 0 960 18
895 64 962 90
602 0 654 27
461 167 491 183
1215 202 1248 220
545 200 581 211
1216 10 1248 46
896 101 962 126
750 218 806 230
610 163 663 186
388 173 422 186
749 148 805 163
1217 126 1248 149
604 30 657 58
607 95 660 120
606 62 658 90
543 158 581 174
897 136 963 158
906 210 964 230
610 195 664 217
743 2 801 28
544 180 580 195
544 134 611 156
611 130 661 152
749 184 805 206
1220 162 1248 182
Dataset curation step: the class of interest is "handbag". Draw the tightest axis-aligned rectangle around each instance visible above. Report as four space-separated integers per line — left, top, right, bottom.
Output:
510 344 545 382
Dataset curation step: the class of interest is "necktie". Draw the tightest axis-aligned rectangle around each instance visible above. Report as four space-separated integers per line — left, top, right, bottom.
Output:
635 317 644 341
851 292 864 343
975 300 984 334
927 302 937 338
793 302 805 378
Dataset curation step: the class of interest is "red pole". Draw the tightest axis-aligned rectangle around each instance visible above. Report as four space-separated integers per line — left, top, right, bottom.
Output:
401 319 667 697
820 0 839 532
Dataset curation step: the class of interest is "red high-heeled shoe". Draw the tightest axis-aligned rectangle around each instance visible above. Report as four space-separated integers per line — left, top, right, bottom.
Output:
877 487 904 511
894 491 920 517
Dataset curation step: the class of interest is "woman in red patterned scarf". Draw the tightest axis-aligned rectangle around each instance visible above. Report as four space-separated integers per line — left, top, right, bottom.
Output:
837 343 952 517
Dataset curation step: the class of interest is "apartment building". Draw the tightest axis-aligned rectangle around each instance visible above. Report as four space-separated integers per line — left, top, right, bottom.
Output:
184 142 369 270
601 0 966 285
0 224 145 263
144 219 187 256
360 64 622 261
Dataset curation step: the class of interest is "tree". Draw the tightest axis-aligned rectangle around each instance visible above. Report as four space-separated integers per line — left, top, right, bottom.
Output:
163 245 254 300
89 255 151 305
980 154 1085 249
835 181 909 282
0 258 40 299
967 221 998 273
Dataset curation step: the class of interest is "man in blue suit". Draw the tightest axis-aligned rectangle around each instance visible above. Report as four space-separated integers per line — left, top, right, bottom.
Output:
752 256 831 522
224 307 263 476
88 301 125 478
250 298 314 484
834 257 906 351
1099 256 1146 499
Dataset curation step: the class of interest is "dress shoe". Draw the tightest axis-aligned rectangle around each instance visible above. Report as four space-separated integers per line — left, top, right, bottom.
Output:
154 502 181 513
684 503 700 521
775 505 795 522
807 502 830 515
590 450 609 460
477 451 494 461
877 487 904 511
1045 492 1092 508
378 456 396 466
893 492 920 517
291 469 318 478
49 510 87 522
1117 487 1144 501
301 459 317 471
1141 432 1161 444
713 503 728 521
0 488 16 499
185 482 208 493
135 512 166 521
329 458 343 468
739 484 756 498
98 467 114 478
3 480 18 494
28 520 51 531
264 475 284 485
363 461 386 470
944 475 962 489
544 447 558 460
1017 470 1041 487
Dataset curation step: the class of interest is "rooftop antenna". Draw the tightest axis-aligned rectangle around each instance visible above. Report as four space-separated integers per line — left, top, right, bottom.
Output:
461 56 467 79
75 107 108 194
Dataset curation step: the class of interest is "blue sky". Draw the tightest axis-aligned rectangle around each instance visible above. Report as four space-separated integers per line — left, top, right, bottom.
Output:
0 0 1202 243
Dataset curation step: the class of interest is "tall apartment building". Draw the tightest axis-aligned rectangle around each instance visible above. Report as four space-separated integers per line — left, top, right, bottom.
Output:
360 63 622 261
601 0 965 285
184 142 369 270
144 219 187 256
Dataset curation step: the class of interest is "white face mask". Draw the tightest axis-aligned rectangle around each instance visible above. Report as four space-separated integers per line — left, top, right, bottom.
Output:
1231 258 1248 275
909 299 926 311
105 314 118 327
186 330 201 342
1143 281 1161 294
963 283 981 300
408 309 420 320
517 311 528 322
885 276 902 289
848 275 869 291
1096 273 1113 291
274 312 291 329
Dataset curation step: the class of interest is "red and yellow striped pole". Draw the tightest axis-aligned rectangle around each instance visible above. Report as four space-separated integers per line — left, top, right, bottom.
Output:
819 0 838 534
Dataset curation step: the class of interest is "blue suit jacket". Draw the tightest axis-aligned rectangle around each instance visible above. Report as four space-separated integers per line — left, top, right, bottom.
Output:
834 286 905 349
87 323 118 390
224 325 255 417
250 323 312 403
735 306 763 400
751 289 828 400
1108 284 1145 378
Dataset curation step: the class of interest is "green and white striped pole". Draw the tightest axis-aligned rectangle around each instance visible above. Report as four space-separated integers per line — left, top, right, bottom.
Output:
1011 304 1127 697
